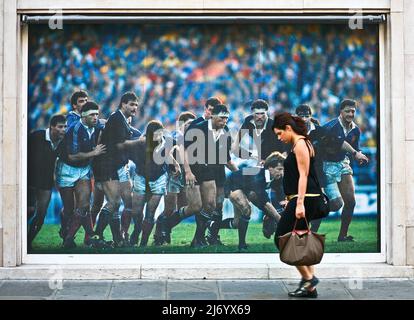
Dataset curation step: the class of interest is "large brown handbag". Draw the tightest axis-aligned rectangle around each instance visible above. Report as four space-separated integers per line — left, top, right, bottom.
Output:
278 217 326 266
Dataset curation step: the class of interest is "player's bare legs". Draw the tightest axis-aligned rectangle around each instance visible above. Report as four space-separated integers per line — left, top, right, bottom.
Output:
100 180 123 245
229 190 251 250
140 194 163 247
191 180 216 247
120 180 133 243
130 192 145 246
337 174 356 241
64 180 93 247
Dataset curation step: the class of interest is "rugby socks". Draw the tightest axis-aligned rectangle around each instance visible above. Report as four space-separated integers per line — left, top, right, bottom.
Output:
219 218 235 229
140 219 155 247
78 207 95 237
109 213 123 244
121 208 133 239
94 207 111 239
206 210 222 240
153 213 166 240
65 209 82 241
238 216 250 247
194 209 210 241
167 207 186 230
130 212 143 245
90 208 99 227
59 209 68 238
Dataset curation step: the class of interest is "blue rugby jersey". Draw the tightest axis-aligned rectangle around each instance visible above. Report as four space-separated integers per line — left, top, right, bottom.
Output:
57 120 101 168
322 117 361 162
66 111 81 130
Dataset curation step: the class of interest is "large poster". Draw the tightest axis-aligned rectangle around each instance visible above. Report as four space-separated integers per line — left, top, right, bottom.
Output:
27 23 379 254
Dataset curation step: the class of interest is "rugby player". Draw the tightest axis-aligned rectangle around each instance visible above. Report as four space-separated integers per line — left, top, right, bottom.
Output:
27 114 67 250
56 102 106 248
184 104 238 247
208 152 286 251
128 121 179 246
322 99 369 241
93 92 141 247
153 111 196 245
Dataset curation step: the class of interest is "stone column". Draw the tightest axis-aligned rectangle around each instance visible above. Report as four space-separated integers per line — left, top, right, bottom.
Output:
404 0 414 266
1 0 19 267
0 0 4 267
389 0 407 266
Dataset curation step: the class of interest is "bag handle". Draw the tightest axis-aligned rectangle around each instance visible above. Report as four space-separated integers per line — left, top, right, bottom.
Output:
292 216 310 233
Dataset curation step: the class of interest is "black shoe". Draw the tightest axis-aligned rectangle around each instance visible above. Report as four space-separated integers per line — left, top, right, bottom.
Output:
338 235 355 242
238 243 248 252
290 276 319 295
304 276 319 289
288 287 318 298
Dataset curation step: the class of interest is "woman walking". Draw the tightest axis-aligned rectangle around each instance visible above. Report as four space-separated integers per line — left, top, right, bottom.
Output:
272 112 324 298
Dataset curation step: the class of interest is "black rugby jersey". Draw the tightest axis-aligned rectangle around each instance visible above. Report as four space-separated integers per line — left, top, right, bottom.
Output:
237 115 288 161
28 129 60 189
97 110 132 170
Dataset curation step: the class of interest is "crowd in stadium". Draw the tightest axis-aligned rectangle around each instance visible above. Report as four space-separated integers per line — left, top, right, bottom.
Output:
28 24 378 150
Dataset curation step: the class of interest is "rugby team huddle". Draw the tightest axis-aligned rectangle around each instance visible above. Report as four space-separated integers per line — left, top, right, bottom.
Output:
27 90 369 251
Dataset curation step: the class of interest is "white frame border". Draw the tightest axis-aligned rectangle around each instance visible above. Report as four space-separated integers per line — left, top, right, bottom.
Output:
21 17 387 265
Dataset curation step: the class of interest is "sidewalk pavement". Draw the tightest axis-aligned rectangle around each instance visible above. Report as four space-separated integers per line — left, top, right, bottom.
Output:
0 278 413 300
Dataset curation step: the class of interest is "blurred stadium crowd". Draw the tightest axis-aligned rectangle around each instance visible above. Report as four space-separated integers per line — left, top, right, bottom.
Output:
28 23 378 185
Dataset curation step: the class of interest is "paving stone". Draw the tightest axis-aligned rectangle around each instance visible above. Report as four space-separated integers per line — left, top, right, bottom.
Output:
0 281 55 297
110 281 165 299
219 281 287 300
348 279 414 289
221 292 288 300
347 288 414 300
219 280 285 294
168 291 218 300
346 281 414 300
55 281 112 299
168 281 218 292
0 296 49 300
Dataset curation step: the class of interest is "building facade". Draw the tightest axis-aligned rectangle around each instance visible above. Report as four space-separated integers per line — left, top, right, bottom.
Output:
0 0 413 278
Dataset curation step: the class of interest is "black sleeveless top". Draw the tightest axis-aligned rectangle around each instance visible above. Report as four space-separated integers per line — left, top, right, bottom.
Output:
283 139 321 196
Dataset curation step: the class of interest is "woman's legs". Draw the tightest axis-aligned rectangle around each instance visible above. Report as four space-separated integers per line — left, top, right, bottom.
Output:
276 199 319 295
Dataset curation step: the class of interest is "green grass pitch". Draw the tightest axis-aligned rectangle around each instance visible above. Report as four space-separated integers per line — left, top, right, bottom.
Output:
29 216 379 254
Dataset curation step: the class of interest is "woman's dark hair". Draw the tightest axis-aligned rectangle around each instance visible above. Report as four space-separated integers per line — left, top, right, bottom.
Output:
145 120 164 152
144 120 164 192
272 112 309 139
